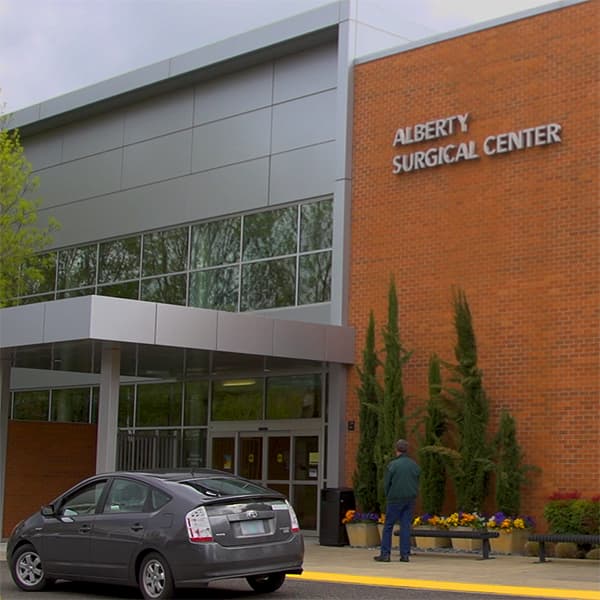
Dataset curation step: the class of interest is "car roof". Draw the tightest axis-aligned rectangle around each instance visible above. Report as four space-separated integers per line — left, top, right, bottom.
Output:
103 469 240 483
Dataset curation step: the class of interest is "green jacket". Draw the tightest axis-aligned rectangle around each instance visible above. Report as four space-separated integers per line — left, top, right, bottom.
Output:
384 454 421 503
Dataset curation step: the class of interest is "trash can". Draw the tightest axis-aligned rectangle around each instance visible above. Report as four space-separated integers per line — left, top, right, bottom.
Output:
319 488 355 546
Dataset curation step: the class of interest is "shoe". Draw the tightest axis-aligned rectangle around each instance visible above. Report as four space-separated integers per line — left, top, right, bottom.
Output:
373 555 390 562
400 556 410 562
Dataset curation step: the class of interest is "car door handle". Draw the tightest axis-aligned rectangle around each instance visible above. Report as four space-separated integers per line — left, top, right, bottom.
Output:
131 523 144 532
79 524 91 533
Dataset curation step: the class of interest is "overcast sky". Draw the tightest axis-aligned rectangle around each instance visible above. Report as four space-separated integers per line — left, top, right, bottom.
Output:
1 0 552 113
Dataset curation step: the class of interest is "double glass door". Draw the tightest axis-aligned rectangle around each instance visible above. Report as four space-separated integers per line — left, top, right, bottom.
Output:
210 431 320 531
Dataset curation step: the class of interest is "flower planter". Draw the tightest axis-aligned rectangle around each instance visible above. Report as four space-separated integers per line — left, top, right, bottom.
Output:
413 526 452 549
345 522 381 548
489 529 530 555
451 526 482 552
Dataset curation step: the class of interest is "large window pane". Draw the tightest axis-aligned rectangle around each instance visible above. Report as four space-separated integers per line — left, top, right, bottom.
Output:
136 383 182 427
300 199 333 251
241 258 295 311
57 245 97 289
53 341 93 373
266 374 321 419
184 382 208 426
12 390 49 421
212 379 263 421
242 206 297 260
142 227 188 276
51 388 90 423
97 281 139 300
298 251 331 305
138 346 184 379
191 217 240 268
141 274 186 305
119 385 135 428
189 267 238 311
57 287 94 299
183 429 207 468
98 236 141 283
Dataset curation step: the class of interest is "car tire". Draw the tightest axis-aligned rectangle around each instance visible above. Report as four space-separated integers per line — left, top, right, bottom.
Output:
246 572 286 593
10 543 53 591
139 552 175 600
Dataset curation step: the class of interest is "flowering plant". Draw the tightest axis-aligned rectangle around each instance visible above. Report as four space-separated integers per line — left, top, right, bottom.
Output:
341 509 380 524
412 513 444 528
439 511 487 529
486 512 534 532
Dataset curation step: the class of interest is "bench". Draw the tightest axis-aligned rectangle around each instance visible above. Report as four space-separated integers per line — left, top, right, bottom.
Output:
527 533 600 563
393 528 499 559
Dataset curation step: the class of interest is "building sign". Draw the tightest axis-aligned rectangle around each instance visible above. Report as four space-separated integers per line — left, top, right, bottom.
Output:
392 113 561 175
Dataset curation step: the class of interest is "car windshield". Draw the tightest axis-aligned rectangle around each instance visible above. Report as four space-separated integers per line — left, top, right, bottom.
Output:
182 477 276 497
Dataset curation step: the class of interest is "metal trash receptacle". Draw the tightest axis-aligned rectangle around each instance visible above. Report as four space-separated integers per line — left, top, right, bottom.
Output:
319 488 355 546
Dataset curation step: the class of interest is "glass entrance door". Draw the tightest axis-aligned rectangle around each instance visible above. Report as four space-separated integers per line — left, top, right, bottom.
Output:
209 431 319 531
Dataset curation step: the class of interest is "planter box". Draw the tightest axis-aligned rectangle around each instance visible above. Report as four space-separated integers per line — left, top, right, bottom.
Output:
413 526 452 549
345 523 380 548
490 529 530 555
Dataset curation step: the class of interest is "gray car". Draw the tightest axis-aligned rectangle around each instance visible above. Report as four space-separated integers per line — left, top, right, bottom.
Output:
7 470 304 599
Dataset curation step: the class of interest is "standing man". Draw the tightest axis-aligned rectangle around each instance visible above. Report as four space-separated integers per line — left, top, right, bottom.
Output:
374 439 421 562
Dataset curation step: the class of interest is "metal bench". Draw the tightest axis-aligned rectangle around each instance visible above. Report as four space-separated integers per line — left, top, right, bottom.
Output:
393 528 499 559
527 533 600 563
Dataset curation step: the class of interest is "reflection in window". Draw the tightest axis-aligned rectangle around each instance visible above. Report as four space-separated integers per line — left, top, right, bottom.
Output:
183 429 207 468
298 251 331 304
136 383 182 427
243 206 296 260
51 388 91 423
99 236 141 283
184 382 208 426
57 245 97 289
119 385 135 428
266 375 321 419
22 252 57 295
191 217 240 268
212 380 263 420
142 228 188 277
189 267 238 311
241 258 295 311
57 287 94 299
12 390 50 421
141 274 186 305
97 281 139 299
300 200 332 251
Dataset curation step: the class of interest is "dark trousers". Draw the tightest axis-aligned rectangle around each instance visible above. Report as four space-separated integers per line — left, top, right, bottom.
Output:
380 499 415 558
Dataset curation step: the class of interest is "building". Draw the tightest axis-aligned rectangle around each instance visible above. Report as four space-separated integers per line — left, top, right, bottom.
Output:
0 0 597 537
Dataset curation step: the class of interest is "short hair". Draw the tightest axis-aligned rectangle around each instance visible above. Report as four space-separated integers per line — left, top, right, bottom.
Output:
395 439 409 453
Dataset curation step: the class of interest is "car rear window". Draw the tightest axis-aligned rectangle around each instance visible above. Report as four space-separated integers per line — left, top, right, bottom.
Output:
181 477 276 497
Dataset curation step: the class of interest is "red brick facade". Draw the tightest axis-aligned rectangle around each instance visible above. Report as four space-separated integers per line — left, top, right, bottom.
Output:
347 0 599 526
3 421 96 537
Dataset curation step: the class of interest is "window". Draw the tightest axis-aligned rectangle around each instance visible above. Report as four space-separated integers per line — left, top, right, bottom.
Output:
136 383 182 427
191 217 240 268
241 258 295 310
266 374 322 419
212 379 263 421
60 480 107 517
12 390 49 421
51 388 91 423
57 245 97 290
104 479 149 513
142 227 188 277
243 206 297 260
189 267 238 310
98 236 140 283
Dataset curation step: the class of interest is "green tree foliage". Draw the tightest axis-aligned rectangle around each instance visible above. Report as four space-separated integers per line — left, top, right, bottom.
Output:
0 118 59 306
353 310 380 513
448 288 494 512
418 354 447 515
374 277 411 511
494 409 539 516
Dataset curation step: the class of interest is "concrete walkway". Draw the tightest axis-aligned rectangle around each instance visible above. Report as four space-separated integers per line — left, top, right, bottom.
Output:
2 538 599 599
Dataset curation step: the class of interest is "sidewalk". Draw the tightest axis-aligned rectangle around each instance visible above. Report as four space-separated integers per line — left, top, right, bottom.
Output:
2 538 599 599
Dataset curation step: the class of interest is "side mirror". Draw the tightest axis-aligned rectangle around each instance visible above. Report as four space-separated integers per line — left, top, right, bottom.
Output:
41 504 55 517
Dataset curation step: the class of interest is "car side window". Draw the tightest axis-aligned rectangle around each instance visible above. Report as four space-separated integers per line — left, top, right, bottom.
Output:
104 479 149 513
60 481 107 517
150 488 171 511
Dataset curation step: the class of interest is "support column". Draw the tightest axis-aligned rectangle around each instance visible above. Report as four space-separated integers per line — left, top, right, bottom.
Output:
96 344 121 473
0 353 11 538
325 363 348 488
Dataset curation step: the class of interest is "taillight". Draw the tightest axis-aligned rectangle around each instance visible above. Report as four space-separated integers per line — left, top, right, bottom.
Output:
285 500 300 533
185 507 213 542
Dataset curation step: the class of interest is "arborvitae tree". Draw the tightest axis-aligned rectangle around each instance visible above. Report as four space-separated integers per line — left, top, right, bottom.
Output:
493 409 539 516
0 117 59 305
375 276 411 511
419 354 447 515
353 310 380 513
449 288 494 512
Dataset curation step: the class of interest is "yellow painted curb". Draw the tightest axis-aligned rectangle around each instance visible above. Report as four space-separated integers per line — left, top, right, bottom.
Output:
289 571 600 600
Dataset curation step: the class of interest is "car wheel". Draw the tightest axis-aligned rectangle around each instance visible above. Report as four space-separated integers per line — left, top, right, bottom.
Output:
139 552 175 600
246 572 286 593
10 543 53 591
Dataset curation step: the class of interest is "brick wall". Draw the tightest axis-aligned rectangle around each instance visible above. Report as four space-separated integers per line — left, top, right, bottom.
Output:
3 421 97 537
347 0 599 526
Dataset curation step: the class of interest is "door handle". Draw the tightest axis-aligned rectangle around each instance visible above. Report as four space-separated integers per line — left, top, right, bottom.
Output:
79 524 91 533
131 523 144 532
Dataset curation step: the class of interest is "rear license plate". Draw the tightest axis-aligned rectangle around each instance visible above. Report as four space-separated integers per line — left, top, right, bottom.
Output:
240 520 266 535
